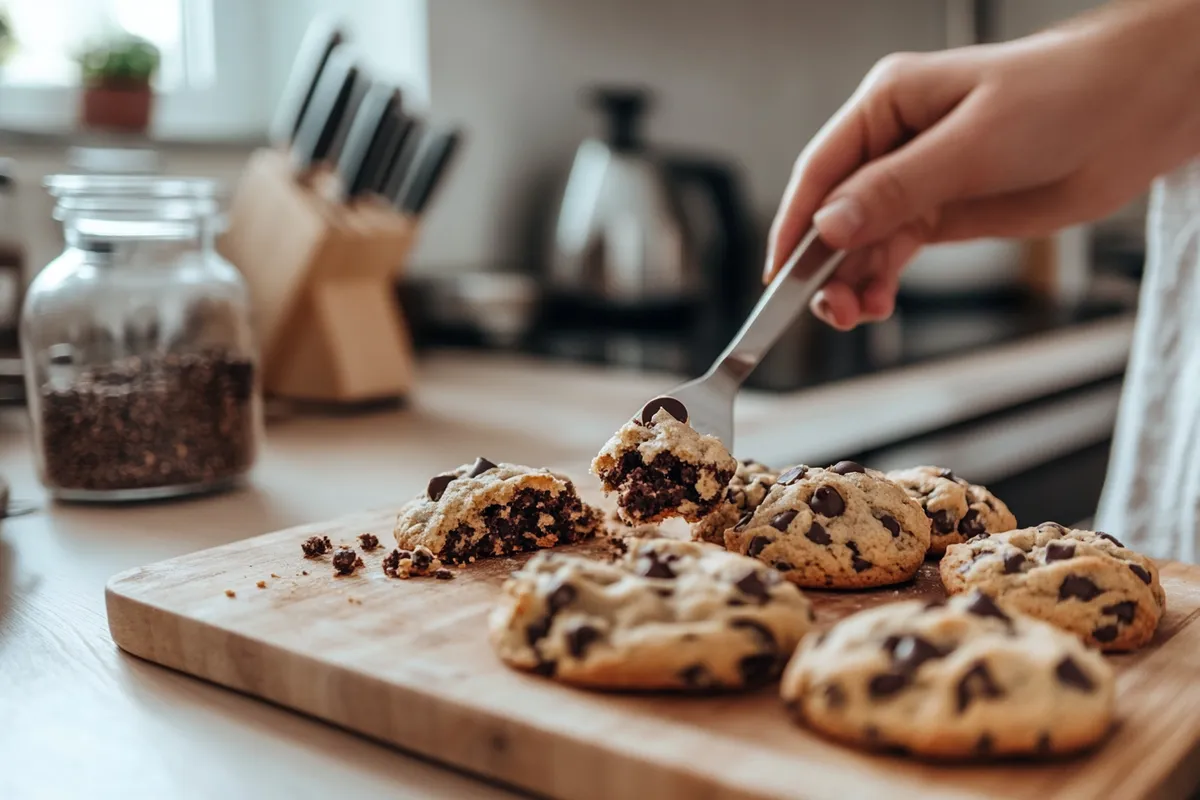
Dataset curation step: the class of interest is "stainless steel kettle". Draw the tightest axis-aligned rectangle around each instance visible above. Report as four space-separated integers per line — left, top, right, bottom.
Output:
548 88 746 309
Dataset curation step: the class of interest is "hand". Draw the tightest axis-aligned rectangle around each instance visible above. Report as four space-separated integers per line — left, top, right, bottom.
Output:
765 0 1200 330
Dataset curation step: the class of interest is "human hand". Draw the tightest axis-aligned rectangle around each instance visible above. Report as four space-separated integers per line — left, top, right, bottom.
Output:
766 0 1200 330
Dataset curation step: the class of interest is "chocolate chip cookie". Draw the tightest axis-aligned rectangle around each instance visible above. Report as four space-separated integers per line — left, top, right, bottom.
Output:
489 538 814 691
940 523 1166 651
886 466 1017 556
781 590 1115 758
691 459 778 545
394 457 601 564
725 462 931 589
592 398 737 525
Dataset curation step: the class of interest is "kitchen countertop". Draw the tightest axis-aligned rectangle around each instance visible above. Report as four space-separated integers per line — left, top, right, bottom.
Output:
0 324 1136 798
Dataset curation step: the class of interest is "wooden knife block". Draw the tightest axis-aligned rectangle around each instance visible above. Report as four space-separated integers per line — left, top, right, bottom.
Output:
218 149 416 404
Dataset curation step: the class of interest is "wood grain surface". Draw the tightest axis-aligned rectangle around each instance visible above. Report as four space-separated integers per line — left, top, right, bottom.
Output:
106 496 1200 800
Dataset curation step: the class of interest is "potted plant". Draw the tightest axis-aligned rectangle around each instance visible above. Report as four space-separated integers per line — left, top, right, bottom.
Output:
0 9 15 68
76 35 160 133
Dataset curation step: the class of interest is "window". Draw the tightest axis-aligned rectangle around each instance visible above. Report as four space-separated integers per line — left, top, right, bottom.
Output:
0 0 264 139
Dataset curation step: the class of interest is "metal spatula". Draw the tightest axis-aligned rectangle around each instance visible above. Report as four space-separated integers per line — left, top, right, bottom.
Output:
639 226 845 450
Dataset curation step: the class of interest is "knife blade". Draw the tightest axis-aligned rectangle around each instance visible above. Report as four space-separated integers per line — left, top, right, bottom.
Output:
398 128 463 216
382 119 426 207
336 83 402 201
325 71 372 168
358 111 413 199
289 47 362 175
268 15 347 148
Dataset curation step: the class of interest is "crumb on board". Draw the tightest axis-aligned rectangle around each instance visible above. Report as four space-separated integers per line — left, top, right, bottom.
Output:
333 548 360 576
224 589 236 598
358 532 380 551
301 570 309 576
302 535 333 558
270 573 280 579
256 580 267 589
348 597 363 605
434 568 454 580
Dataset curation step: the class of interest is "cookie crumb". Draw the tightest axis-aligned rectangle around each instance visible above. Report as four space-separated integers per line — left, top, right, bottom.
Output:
382 546 441 579
382 548 409 579
332 548 360 576
224 589 236 598
270 573 280 579
358 533 380 551
301 570 309 576
255 580 267 589
348 597 363 605
434 568 455 580
302 535 333 558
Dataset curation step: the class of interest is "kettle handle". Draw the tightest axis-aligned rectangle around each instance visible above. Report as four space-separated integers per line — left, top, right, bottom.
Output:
660 155 752 324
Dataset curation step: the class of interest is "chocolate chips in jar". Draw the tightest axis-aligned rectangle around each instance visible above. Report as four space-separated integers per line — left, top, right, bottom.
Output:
37 348 257 496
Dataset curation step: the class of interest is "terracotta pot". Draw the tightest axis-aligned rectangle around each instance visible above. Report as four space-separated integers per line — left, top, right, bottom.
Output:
80 82 154 133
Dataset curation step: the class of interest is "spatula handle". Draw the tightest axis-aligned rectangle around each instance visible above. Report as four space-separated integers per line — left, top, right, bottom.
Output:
707 226 845 384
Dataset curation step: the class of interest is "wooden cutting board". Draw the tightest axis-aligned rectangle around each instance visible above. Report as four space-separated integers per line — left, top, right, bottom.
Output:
106 497 1200 800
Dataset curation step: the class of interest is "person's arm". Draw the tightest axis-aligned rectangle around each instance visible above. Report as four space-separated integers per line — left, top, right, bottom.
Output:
766 0 1200 330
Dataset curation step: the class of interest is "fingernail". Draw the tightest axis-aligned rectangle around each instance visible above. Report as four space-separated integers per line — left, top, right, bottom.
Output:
812 291 833 323
813 197 865 244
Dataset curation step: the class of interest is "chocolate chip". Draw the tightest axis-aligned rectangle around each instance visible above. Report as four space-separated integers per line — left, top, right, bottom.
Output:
679 663 714 688
1045 541 1077 562
734 512 754 532
810 486 845 517
890 635 949 673
332 548 359 575
746 535 771 557
825 682 847 708
1097 531 1124 547
730 618 778 650
526 617 552 646
777 465 808 485
958 509 984 538
1102 600 1137 624
956 661 1003 712
1003 552 1026 574
1040 522 1067 533
774 561 793 571
411 547 434 571
735 571 771 604
739 654 779 687
868 672 909 698
976 733 993 755
640 551 676 579
879 514 901 537
1129 563 1152 584
1059 575 1103 602
532 660 557 677
640 396 688 425
770 510 798 531
852 555 873 572
805 522 831 545
1036 732 1052 755
565 623 602 658
830 460 865 475
928 509 956 534
1054 656 1094 692
427 473 456 501
1092 625 1119 643
965 591 1010 624
466 456 498 478
547 581 577 612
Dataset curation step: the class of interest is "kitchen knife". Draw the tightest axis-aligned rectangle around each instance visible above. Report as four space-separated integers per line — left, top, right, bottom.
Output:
336 83 402 200
358 111 413 199
325 71 373 168
289 47 362 175
268 15 347 148
382 119 426 207
398 128 463 216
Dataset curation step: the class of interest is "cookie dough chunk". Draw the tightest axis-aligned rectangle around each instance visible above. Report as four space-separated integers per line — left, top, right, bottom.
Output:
725 462 931 589
940 523 1165 651
692 460 778 545
887 466 1017 556
781 590 1115 758
394 457 601 564
592 398 736 525
489 538 814 691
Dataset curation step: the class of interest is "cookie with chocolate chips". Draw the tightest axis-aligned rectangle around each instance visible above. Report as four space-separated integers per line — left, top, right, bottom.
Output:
592 399 737 525
489 538 814 691
885 466 1017 556
691 459 779 545
780 590 1115 758
940 523 1166 651
394 458 602 564
725 462 931 589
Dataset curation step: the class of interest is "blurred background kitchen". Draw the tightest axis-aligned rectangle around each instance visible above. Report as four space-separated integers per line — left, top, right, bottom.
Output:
0 0 1146 527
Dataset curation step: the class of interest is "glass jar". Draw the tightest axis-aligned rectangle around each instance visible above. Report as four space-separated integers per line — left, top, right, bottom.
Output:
20 175 262 501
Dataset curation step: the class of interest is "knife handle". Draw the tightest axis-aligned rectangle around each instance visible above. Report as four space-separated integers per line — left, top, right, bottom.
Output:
401 129 464 216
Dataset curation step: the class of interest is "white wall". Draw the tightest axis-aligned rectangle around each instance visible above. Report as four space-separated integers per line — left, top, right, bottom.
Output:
415 0 947 273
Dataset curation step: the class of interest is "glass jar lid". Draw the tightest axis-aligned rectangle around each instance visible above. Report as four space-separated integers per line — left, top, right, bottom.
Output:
46 174 226 242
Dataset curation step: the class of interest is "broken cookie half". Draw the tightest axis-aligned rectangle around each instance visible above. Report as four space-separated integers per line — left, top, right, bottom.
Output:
394 457 602 564
592 397 737 525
